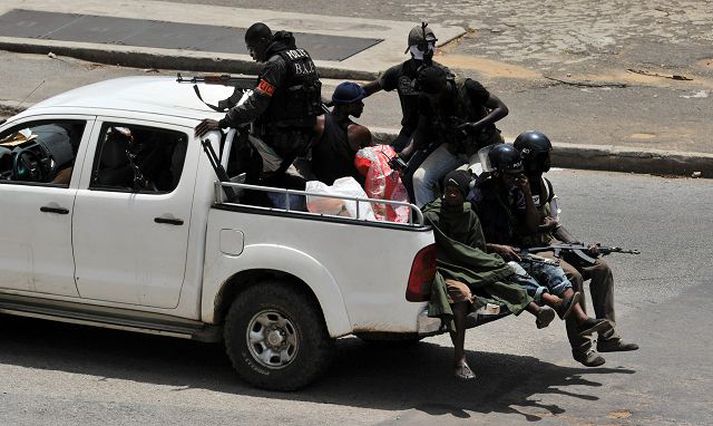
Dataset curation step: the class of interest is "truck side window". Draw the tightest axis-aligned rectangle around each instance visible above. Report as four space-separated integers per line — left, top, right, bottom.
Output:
0 120 86 187
90 123 188 194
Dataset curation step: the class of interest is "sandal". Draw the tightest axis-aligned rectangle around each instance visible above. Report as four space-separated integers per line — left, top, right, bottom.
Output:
454 362 476 380
536 307 556 329
557 292 582 320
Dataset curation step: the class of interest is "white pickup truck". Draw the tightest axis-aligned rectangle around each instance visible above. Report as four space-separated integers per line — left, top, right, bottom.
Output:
0 76 442 390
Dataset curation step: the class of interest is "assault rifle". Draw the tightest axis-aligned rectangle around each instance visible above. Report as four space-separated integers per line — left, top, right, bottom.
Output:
521 243 640 265
176 73 256 88
176 73 256 112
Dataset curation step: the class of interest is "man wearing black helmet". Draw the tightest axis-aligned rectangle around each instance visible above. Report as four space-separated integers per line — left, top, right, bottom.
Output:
195 22 322 205
469 144 614 367
360 22 452 153
514 131 639 364
404 65 508 207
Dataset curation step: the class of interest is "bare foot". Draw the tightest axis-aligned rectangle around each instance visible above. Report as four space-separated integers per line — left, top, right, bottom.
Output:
454 361 476 380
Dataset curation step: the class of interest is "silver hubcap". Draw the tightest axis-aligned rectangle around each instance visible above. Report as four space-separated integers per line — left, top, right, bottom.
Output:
246 310 299 369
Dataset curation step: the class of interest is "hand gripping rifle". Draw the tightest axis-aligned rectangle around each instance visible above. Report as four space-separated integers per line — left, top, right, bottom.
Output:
522 243 640 265
176 73 256 112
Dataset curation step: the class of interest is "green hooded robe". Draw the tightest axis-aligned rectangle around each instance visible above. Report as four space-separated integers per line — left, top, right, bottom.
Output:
422 198 533 328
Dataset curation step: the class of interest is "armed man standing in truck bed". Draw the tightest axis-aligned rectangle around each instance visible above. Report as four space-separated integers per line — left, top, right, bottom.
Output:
195 22 322 207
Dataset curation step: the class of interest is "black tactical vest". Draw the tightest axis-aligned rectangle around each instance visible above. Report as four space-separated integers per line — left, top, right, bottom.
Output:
262 48 322 129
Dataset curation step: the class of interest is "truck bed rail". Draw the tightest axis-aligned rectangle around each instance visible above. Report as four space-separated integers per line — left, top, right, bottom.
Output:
213 181 425 226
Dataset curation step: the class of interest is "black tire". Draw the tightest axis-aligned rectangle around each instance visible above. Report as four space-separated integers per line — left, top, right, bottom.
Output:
224 281 335 391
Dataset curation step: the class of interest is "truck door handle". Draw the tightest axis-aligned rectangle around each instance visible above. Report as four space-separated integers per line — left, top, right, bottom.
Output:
40 206 69 215
154 217 184 226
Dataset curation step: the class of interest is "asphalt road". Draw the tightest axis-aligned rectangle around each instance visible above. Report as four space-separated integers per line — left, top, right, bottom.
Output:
1 169 711 425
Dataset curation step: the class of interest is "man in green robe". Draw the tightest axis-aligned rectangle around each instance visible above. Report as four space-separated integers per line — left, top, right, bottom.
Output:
422 170 543 380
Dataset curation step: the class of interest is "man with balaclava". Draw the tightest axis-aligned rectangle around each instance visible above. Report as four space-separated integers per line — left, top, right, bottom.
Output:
361 22 453 154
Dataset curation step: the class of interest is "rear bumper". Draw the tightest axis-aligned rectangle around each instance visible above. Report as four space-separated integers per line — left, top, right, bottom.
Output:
416 307 443 336
416 304 513 336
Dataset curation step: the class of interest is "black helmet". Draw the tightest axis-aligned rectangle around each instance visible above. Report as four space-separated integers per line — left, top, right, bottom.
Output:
406 22 437 53
513 131 552 173
488 144 524 174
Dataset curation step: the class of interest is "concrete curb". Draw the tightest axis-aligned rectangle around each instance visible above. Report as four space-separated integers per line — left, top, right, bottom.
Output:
0 41 379 81
550 143 713 178
371 129 713 178
0 0 464 81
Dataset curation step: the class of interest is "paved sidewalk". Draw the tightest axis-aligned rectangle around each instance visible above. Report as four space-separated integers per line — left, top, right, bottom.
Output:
0 0 463 79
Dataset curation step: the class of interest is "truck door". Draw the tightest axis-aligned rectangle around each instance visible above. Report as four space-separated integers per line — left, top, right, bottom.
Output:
72 119 197 308
0 116 94 296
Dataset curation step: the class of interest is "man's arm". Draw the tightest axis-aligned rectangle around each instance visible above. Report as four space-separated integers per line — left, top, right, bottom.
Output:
361 80 383 97
513 176 540 234
195 59 284 137
481 94 509 124
219 86 272 128
398 94 434 160
458 80 509 133
460 94 509 134
397 119 427 161
553 224 579 244
195 86 273 137
362 65 400 97
218 87 245 111
221 56 286 127
346 124 373 150
485 243 521 261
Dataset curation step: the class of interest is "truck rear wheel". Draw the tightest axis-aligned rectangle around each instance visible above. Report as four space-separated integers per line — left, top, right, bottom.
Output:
224 281 335 391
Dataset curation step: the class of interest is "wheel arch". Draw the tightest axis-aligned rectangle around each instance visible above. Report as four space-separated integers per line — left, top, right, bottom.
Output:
204 245 353 337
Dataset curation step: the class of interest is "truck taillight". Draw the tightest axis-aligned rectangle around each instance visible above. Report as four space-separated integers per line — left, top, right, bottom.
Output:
406 244 437 302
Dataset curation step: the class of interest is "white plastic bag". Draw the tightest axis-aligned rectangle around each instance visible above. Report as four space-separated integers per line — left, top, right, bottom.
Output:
305 177 376 221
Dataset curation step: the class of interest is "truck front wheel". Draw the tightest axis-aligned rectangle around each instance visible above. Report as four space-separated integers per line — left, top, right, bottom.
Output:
223 281 335 391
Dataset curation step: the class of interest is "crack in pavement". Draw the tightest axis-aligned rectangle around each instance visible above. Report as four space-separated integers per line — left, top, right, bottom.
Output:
543 76 629 88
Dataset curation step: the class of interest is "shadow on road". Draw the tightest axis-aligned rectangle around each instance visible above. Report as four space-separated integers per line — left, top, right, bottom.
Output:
0 315 635 421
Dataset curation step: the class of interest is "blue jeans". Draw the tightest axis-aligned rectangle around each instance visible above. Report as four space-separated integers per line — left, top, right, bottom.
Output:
411 144 468 207
507 261 573 303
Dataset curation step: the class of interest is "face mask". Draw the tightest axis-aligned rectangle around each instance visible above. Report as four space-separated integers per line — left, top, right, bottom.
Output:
409 42 435 61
